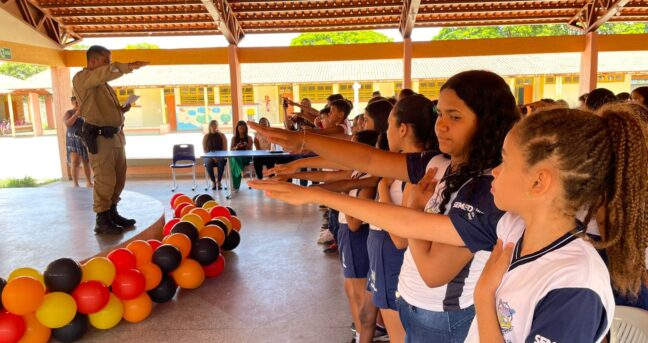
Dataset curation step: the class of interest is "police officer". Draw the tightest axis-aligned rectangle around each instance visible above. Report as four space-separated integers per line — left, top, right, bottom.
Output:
72 45 148 234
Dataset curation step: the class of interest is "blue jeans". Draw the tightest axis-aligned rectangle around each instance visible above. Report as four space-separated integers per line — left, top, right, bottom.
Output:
205 158 227 184
397 296 475 343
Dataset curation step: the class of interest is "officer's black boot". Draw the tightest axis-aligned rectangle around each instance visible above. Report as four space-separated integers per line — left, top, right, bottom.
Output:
110 204 136 228
94 211 123 235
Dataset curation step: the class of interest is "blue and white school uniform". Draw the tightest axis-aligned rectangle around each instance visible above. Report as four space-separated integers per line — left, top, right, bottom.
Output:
396 152 503 342
462 213 615 343
367 179 407 310
338 171 372 279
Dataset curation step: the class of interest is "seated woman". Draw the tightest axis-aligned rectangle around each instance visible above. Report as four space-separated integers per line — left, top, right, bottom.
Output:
230 120 254 190
253 117 276 179
203 120 228 190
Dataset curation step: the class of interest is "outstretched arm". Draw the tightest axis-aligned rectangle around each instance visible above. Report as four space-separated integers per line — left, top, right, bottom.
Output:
249 123 410 182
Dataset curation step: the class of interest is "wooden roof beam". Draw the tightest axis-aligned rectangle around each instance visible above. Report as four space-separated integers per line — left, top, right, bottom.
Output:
52 7 207 17
400 0 421 38
38 0 202 9
568 0 632 33
230 0 403 13
201 0 244 45
10 0 82 47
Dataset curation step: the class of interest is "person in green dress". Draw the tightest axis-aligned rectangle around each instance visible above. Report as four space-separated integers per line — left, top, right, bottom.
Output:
230 120 254 190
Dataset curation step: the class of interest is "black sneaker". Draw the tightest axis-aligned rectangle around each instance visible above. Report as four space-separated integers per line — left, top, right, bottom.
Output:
94 211 123 235
110 204 136 228
323 242 338 253
373 325 390 342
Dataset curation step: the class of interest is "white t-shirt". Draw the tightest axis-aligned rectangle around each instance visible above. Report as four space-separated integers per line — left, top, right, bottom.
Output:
464 213 615 343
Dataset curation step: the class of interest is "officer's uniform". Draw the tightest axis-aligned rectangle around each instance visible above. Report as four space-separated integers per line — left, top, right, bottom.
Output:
72 63 131 214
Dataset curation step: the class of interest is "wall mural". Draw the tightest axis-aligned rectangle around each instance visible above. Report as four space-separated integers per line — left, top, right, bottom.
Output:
176 105 259 131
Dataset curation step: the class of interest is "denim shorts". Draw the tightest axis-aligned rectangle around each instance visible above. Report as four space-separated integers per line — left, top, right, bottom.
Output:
396 295 475 343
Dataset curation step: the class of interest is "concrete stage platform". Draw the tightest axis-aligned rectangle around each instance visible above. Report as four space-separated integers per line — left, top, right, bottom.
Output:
0 187 164 278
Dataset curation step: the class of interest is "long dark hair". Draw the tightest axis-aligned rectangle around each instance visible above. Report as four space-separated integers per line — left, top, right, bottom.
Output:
437 70 521 213
364 99 392 133
632 86 648 106
233 120 249 145
393 94 438 151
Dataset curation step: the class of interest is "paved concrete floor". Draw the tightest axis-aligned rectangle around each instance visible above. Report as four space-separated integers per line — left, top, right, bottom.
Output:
57 179 353 343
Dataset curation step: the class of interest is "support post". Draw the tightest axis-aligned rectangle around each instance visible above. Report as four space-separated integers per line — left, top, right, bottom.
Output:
7 94 16 137
29 92 43 136
51 67 72 180
228 44 243 126
403 37 413 90
579 32 599 95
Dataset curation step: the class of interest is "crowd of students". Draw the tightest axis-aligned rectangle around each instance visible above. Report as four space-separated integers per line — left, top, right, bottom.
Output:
243 71 647 343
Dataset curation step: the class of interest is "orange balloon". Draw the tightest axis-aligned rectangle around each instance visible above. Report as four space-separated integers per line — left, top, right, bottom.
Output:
172 195 193 209
214 216 232 235
179 204 196 218
137 263 162 291
162 233 192 259
19 313 51 343
181 213 204 231
2 277 45 315
121 293 153 323
200 225 226 246
171 259 205 289
229 216 242 232
189 208 212 225
126 240 153 267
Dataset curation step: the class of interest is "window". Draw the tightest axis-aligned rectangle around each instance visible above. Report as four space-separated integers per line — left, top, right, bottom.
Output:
299 84 333 102
219 86 254 104
243 86 254 104
180 87 207 105
277 84 292 95
515 77 534 86
545 77 556 84
395 82 403 95
163 88 174 96
563 76 580 84
418 80 445 99
116 88 135 105
598 74 625 83
339 83 373 101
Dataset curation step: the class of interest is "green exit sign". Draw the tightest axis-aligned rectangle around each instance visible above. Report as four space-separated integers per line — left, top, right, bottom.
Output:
0 48 12 60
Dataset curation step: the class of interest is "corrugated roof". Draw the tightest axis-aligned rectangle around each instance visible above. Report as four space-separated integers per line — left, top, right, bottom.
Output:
12 51 648 90
0 74 29 93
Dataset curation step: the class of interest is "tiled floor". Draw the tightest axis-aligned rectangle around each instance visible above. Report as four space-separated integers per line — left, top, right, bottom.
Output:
61 179 353 343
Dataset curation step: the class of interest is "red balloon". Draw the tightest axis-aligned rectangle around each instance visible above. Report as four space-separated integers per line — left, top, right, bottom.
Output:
203 255 226 278
169 193 184 208
111 269 146 300
173 203 191 218
107 249 137 273
209 206 231 220
72 281 110 314
147 239 162 251
163 219 180 236
0 310 25 343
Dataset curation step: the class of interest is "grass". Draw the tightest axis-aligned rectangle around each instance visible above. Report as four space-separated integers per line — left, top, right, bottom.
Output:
0 176 59 188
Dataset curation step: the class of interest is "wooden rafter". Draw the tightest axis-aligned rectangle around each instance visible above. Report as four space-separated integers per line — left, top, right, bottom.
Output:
201 0 244 45
400 0 421 38
568 0 632 32
9 0 82 47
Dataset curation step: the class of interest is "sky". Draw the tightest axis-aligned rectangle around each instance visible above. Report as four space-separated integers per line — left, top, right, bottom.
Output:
70 28 442 49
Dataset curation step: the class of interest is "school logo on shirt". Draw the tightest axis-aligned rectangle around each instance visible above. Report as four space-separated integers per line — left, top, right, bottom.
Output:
369 270 378 292
533 335 557 343
497 299 516 335
452 202 484 220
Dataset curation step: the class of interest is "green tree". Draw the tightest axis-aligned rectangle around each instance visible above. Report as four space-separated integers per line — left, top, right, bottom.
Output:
290 31 394 46
0 62 47 80
433 23 648 40
124 42 160 49
68 44 89 50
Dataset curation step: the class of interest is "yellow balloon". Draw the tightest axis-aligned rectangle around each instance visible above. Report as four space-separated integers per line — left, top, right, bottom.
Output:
180 214 204 231
19 313 51 343
89 294 123 330
82 257 116 286
214 216 232 235
35 292 77 329
201 200 219 210
8 268 45 287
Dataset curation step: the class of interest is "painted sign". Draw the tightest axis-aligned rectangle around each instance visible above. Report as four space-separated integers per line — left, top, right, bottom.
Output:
0 48 11 60
175 105 259 131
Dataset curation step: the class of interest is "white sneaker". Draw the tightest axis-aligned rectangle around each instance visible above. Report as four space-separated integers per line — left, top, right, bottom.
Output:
317 230 334 244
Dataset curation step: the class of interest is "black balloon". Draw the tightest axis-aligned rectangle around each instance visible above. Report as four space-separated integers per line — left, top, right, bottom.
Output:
190 237 220 266
221 230 240 251
52 313 89 342
44 258 82 293
225 206 237 216
0 277 6 310
205 219 228 235
147 273 177 303
195 194 214 208
192 194 200 203
152 244 182 273
170 222 199 242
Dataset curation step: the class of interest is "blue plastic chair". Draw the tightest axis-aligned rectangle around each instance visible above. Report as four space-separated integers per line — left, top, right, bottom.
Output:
170 144 196 192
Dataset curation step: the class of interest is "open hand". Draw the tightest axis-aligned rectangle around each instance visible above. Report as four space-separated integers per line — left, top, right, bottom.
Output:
248 179 320 205
121 103 132 113
406 168 438 211
248 121 302 152
476 239 514 297
264 162 298 177
128 61 150 70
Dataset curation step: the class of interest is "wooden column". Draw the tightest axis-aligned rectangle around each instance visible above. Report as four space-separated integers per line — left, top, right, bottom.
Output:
29 92 43 136
228 44 243 125
7 94 16 137
51 67 72 180
44 95 55 129
579 32 599 95
403 37 413 90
